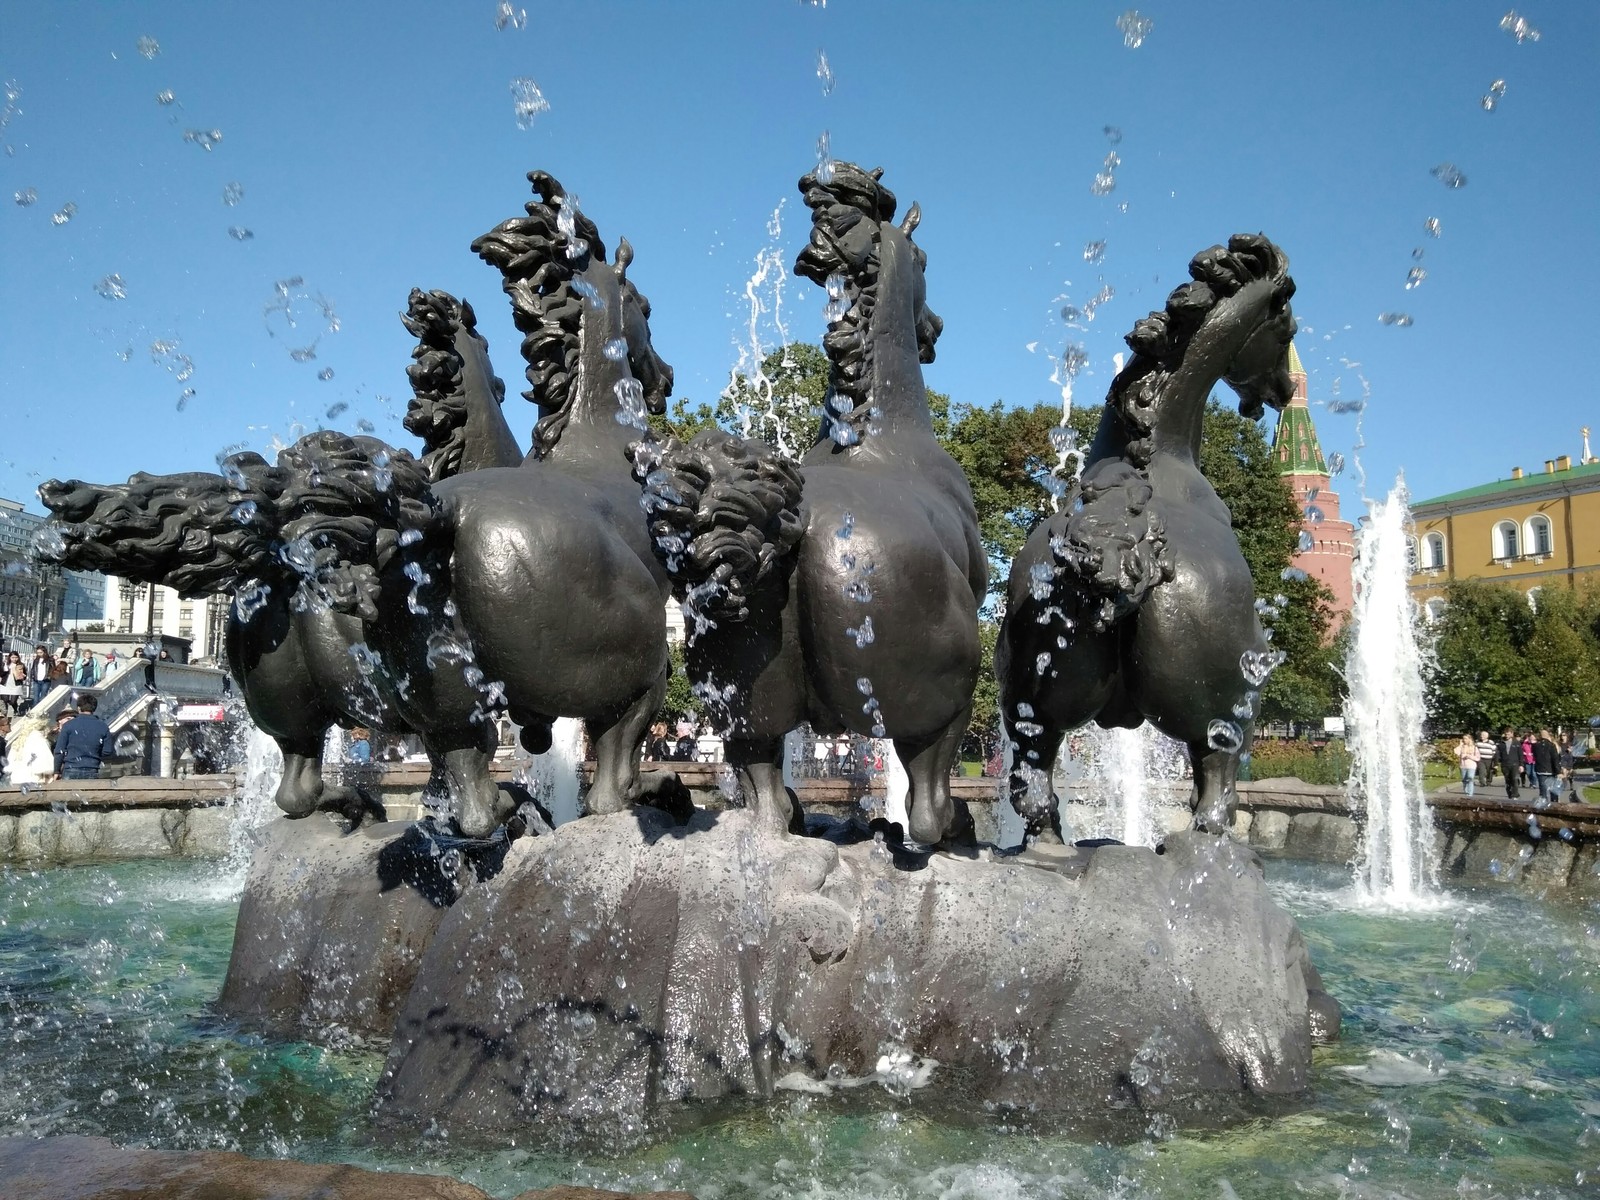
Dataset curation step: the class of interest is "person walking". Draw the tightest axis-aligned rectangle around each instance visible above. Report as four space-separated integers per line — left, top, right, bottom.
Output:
6 713 54 785
1475 731 1497 788
1555 732 1576 802
1496 727 1522 800
28 645 53 708
1455 733 1479 797
52 694 117 781
75 650 97 687
1532 728 1561 802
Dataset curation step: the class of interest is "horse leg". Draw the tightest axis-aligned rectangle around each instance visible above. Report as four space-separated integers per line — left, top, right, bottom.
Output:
1188 740 1240 833
1007 722 1068 844
429 724 505 837
274 739 326 818
725 735 801 835
586 667 691 820
897 703 974 848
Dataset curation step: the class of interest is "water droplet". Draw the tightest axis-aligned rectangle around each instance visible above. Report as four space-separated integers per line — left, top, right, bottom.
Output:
231 501 257 525
94 273 127 301
1115 9 1153 48
1297 530 1314 553
399 529 423 547
836 512 854 539
1090 172 1116 197
51 201 77 226
1429 162 1466 189
1329 452 1346 476
289 345 318 363
1103 125 1123 144
494 0 527 31
1083 240 1106 265
316 368 334 381
510 78 549 129
222 181 244 206
1404 266 1426 290
1239 649 1284 686
1232 695 1256 720
176 387 195 411
227 226 254 241
1305 505 1325 525
182 129 222 151
155 89 176 106
1280 567 1310 583
1207 720 1243 753
603 337 628 362
136 36 160 59
1424 216 1441 238
845 617 874 648
1499 10 1540 43
856 677 873 696
1035 652 1052 675
356 418 375 433
14 187 36 207
816 50 836 96
1377 312 1414 328
1480 79 1507 112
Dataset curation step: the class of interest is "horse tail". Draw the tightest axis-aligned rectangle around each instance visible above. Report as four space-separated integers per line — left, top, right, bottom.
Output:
634 431 806 634
1047 460 1174 632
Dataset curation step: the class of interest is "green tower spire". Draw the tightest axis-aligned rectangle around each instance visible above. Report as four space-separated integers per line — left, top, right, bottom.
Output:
1271 342 1328 477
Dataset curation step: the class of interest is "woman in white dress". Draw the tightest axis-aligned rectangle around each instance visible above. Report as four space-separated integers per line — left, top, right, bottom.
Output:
5 714 54 786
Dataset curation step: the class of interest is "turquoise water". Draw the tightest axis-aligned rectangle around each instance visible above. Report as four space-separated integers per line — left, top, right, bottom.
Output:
2 856 1597 1198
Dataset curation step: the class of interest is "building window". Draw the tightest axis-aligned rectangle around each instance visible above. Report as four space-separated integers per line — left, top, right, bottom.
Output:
1494 521 1519 561
1525 514 1553 558
1423 533 1446 570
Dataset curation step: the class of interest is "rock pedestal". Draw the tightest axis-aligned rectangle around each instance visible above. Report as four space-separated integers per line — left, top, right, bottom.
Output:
361 809 1336 1141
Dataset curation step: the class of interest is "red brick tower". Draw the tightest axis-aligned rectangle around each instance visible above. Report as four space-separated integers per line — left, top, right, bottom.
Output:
1271 342 1355 628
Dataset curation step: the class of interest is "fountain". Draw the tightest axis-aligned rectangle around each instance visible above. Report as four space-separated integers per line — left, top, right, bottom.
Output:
1347 480 1438 906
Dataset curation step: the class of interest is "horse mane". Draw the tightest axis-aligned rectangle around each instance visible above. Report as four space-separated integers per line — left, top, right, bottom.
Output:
795 163 944 444
401 289 506 482
472 170 610 459
1107 233 1295 466
39 432 441 623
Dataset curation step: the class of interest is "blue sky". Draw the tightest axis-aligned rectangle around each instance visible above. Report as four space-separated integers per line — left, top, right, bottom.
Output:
2 1 1597 519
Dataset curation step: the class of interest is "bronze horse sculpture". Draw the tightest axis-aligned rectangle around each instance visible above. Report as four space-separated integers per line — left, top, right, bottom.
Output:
40 172 686 836
39 288 524 826
637 163 986 846
996 234 1298 840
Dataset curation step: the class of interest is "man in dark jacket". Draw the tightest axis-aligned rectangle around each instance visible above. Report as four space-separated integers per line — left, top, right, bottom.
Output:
1495 727 1522 800
53 694 118 781
1532 728 1561 801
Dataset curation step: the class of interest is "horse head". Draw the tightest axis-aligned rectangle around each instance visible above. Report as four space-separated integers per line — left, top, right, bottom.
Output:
1196 236 1297 420
794 162 943 446
611 238 674 421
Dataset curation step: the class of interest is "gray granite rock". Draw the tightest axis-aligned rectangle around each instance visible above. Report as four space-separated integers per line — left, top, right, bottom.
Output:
217 814 472 1039
374 809 1336 1143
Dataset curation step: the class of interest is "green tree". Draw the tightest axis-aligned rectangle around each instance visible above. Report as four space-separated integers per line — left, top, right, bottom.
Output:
655 639 702 725
717 343 830 456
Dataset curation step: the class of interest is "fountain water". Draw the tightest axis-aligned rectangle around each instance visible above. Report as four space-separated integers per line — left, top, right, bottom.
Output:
511 716 586 826
1346 479 1437 906
1060 723 1191 847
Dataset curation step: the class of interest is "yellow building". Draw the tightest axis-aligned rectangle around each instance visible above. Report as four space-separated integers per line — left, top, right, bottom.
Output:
1408 447 1600 615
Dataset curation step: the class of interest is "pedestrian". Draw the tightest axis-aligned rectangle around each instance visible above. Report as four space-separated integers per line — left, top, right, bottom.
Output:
0 714 9 778
52 694 117 781
28 645 52 707
75 650 97 687
1533 727 1561 802
0 651 22 716
1555 732 1576 802
1454 733 1479 797
5 713 54 786
1475 730 1496 788
345 727 372 764
645 721 671 763
1520 732 1537 789
1496 727 1522 800
102 649 120 675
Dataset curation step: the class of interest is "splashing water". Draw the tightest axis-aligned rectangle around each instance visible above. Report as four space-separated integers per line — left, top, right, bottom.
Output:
1499 10 1540 43
1347 481 1437 907
94 274 127 301
513 717 586 826
135 35 160 59
1429 162 1466 189
1378 312 1414 328
1115 9 1153 48
1059 724 1187 847
815 50 835 96
510 78 549 129
1480 79 1507 112
494 0 526 31
222 181 244 206
14 187 36 206
51 201 77 225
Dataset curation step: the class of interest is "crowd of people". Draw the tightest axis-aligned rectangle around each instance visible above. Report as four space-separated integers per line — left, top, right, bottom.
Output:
1 694 118 785
1453 728 1579 802
0 642 167 717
